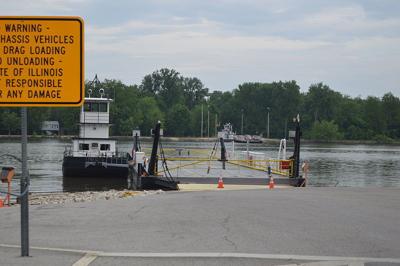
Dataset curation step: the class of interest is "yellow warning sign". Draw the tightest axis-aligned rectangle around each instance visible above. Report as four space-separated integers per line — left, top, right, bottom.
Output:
0 16 84 106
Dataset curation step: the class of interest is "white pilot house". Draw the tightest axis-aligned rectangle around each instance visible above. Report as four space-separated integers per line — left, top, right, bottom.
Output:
74 97 116 157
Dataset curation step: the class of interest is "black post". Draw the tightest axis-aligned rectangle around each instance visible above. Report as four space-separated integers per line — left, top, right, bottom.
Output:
219 137 226 170
148 122 161 176
293 116 301 178
133 133 139 152
128 166 133 189
137 163 143 189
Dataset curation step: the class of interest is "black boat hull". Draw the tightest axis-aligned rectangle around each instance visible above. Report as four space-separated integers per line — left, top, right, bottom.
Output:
62 156 129 178
140 176 179 190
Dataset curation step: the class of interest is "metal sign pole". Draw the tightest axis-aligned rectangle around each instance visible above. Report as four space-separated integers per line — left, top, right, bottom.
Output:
20 107 29 256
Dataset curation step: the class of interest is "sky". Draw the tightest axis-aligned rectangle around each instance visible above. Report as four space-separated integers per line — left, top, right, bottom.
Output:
2 0 400 98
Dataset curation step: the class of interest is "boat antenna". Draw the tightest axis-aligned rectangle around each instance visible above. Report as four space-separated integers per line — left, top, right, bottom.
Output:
87 74 101 97
92 74 100 88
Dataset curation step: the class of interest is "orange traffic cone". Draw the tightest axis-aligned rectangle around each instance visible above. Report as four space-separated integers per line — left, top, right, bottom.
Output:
217 176 224 189
268 176 275 189
0 198 4 208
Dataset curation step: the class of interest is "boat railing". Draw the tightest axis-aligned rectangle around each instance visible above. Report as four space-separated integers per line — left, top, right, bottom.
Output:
64 148 130 165
64 146 73 157
226 150 294 177
84 152 130 165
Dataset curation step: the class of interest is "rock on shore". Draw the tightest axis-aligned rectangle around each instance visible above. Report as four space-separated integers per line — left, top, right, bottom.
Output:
24 189 165 206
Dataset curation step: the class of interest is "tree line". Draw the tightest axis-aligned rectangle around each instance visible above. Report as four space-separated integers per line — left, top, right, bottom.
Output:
0 68 399 142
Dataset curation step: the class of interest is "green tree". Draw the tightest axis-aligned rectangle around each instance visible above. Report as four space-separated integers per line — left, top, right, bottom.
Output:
28 108 51 135
165 104 191 136
382 93 400 138
227 81 300 137
209 91 236 133
50 107 80 135
270 81 301 138
187 103 219 137
1 110 20 135
108 80 143 135
363 96 386 138
233 82 270 135
140 68 184 111
307 120 343 141
137 97 164 136
335 97 366 139
303 83 342 124
182 77 208 110
189 104 203 137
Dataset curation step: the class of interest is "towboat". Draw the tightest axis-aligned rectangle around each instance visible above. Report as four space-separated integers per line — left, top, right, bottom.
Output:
234 134 263 143
217 123 235 142
62 76 131 178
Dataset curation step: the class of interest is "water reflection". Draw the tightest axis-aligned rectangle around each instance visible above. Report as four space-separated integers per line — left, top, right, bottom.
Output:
300 144 400 187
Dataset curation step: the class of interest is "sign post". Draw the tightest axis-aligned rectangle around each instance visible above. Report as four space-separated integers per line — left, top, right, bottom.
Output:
20 107 28 256
0 16 84 256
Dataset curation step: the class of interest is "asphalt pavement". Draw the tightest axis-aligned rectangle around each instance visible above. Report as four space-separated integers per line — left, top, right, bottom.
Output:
1 187 400 265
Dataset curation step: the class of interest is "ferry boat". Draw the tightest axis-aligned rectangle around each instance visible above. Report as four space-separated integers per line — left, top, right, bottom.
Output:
62 78 131 178
234 134 263 143
217 123 235 142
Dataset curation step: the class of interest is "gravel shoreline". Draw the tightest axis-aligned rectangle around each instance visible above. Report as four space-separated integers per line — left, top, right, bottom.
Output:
2 190 166 207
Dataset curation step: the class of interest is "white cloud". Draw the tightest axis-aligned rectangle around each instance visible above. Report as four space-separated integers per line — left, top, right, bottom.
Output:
305 5 366 25
302 5 400 35
86 18 331 56
1 0 92 13
87 17 223 36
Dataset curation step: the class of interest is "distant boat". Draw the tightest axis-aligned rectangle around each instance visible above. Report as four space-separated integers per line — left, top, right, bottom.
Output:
217 123 235 142
41 121 59 136
234 134 263 144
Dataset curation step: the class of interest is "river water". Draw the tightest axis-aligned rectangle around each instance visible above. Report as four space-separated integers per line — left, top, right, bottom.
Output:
0 138 399 192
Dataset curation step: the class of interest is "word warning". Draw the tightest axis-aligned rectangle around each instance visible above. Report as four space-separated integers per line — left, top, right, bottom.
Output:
0 17 84 106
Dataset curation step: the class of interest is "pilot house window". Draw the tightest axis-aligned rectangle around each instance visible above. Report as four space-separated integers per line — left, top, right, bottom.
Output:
84 103 92 111
99 103 107 112
84 102 108 112
100 144 110 151
79 144 89 150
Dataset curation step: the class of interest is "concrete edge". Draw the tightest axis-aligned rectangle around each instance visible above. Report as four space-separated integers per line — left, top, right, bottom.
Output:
1 244 400 263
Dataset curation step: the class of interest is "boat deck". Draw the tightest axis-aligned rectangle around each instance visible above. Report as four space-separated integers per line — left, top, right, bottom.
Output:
161 159 304 186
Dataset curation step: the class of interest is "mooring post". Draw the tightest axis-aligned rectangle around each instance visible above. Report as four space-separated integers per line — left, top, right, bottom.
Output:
137 163 143 189
128 165 135 190
148 122 161 176
219 137 226 170
295 115 301 177
293 115 301 178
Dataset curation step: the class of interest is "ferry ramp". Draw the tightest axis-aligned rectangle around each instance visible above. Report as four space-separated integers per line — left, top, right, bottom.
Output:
158 157 299 186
